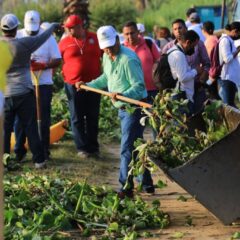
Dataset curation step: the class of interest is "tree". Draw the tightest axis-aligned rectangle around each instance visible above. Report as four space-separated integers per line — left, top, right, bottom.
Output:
63 0 90 28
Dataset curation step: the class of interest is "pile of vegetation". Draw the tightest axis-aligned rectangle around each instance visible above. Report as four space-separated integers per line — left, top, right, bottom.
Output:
129 91 229 176
4 173 170 240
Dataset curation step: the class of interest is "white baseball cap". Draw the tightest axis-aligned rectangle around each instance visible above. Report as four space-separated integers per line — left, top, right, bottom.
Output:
137 23 145 33
24 10 40 32
97 26 117 49
1 13 20 31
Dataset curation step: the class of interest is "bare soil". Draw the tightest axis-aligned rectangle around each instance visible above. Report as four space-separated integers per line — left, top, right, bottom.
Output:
46 136 240 240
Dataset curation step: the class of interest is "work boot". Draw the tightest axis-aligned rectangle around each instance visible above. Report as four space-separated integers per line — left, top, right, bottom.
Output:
77 151 89 159
35 161 47 169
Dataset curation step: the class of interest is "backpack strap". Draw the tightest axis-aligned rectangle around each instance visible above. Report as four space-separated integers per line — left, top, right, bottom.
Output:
145 38 153 51
167 44 184 56
167 45 185 90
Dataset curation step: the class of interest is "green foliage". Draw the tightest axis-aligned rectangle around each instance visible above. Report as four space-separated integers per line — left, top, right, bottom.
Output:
137 0 223 33
232 232 240 239
129 91 229 176
99 96 121 141
52 68 64 93
4 173 170 239
51 89 70 125
89 0 137 32
2 0 62 23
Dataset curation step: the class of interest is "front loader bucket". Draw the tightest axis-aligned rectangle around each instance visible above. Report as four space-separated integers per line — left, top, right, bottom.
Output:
164 105 240 225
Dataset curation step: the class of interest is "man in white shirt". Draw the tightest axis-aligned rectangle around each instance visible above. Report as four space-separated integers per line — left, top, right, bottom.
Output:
188 12 205 42
218 22 240 107
168 30 203 114
14 10 62 161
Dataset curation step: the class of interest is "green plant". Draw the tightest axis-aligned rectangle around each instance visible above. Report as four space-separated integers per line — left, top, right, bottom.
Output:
51 89 70 125
99 96 121 141
137 0 223 33
2 0 62 23
4 173 170 239
89 0 137 32
128 91 229 179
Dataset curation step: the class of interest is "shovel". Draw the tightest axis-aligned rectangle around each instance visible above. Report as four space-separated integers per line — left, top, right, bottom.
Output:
80 85 152 108
31 71 42 140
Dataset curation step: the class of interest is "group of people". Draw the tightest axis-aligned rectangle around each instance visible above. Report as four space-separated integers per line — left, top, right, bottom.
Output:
1 6 240 198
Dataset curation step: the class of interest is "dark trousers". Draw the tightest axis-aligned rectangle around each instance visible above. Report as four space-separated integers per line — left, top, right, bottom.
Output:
64 83 101 153
4 91 44 163
14 85 53 158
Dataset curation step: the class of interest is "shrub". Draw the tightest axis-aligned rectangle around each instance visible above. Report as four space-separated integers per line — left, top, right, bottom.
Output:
89 0 137 32
2 0 62 23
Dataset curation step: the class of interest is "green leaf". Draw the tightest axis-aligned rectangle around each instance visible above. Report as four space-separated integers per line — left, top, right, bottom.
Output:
177 195 187 202
4 209 14 224
108 222 119 232
17 208 24 216
156 180 167 189
16 221 24 228
232 232 240 239
171 232 185 239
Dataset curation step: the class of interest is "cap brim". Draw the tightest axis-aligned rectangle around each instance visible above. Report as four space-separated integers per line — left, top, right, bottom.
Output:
99 37 116 49
25 23 39 32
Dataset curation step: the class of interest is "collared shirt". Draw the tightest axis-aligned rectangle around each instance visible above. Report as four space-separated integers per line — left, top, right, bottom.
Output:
167 44 197 102
124 36 160 91
17 28 61 85
162 39 210 75
219 34 240 86
59 31 102 85
87 45 147 108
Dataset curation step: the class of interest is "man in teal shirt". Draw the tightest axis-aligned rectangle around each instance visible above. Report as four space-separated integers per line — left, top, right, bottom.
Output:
75 25 154 198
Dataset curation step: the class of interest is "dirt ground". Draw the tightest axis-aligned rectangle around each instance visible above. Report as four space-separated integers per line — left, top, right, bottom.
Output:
48 137 240 240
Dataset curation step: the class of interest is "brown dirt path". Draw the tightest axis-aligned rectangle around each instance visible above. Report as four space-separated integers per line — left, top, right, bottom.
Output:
49 138 239 240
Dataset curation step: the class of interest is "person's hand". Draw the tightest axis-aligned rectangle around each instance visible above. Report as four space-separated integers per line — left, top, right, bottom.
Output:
195 66 204 75
110 92 122 102
75 81 85 91
31 61 47 71
198 70 209 84
51 22 60 30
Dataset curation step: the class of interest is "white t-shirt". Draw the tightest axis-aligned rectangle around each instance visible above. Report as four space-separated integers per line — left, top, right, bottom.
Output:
188 24 206 42
219 34 240 86
168 45 197 102
234 39 240 62
17 28 61 85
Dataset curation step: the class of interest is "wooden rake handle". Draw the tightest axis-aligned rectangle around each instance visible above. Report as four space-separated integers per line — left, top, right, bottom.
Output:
80 85 152 108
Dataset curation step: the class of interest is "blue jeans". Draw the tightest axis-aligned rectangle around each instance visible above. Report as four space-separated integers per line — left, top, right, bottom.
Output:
64 83 100 153
4 91 44 163
118 108 153 192
218 79 237 107
146 90 158 139
14 85 53 158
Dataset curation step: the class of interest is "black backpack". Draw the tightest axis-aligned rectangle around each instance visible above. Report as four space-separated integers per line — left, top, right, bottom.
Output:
152 46 183 90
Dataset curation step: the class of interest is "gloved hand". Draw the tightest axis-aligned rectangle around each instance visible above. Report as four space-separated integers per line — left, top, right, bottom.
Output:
31 61 47 71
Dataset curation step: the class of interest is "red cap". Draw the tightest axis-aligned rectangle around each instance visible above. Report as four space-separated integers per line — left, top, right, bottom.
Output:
64 15 83 28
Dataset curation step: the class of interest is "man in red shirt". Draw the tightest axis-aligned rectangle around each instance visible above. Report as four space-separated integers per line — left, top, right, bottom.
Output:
123 21 161 103
59 15 102 158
